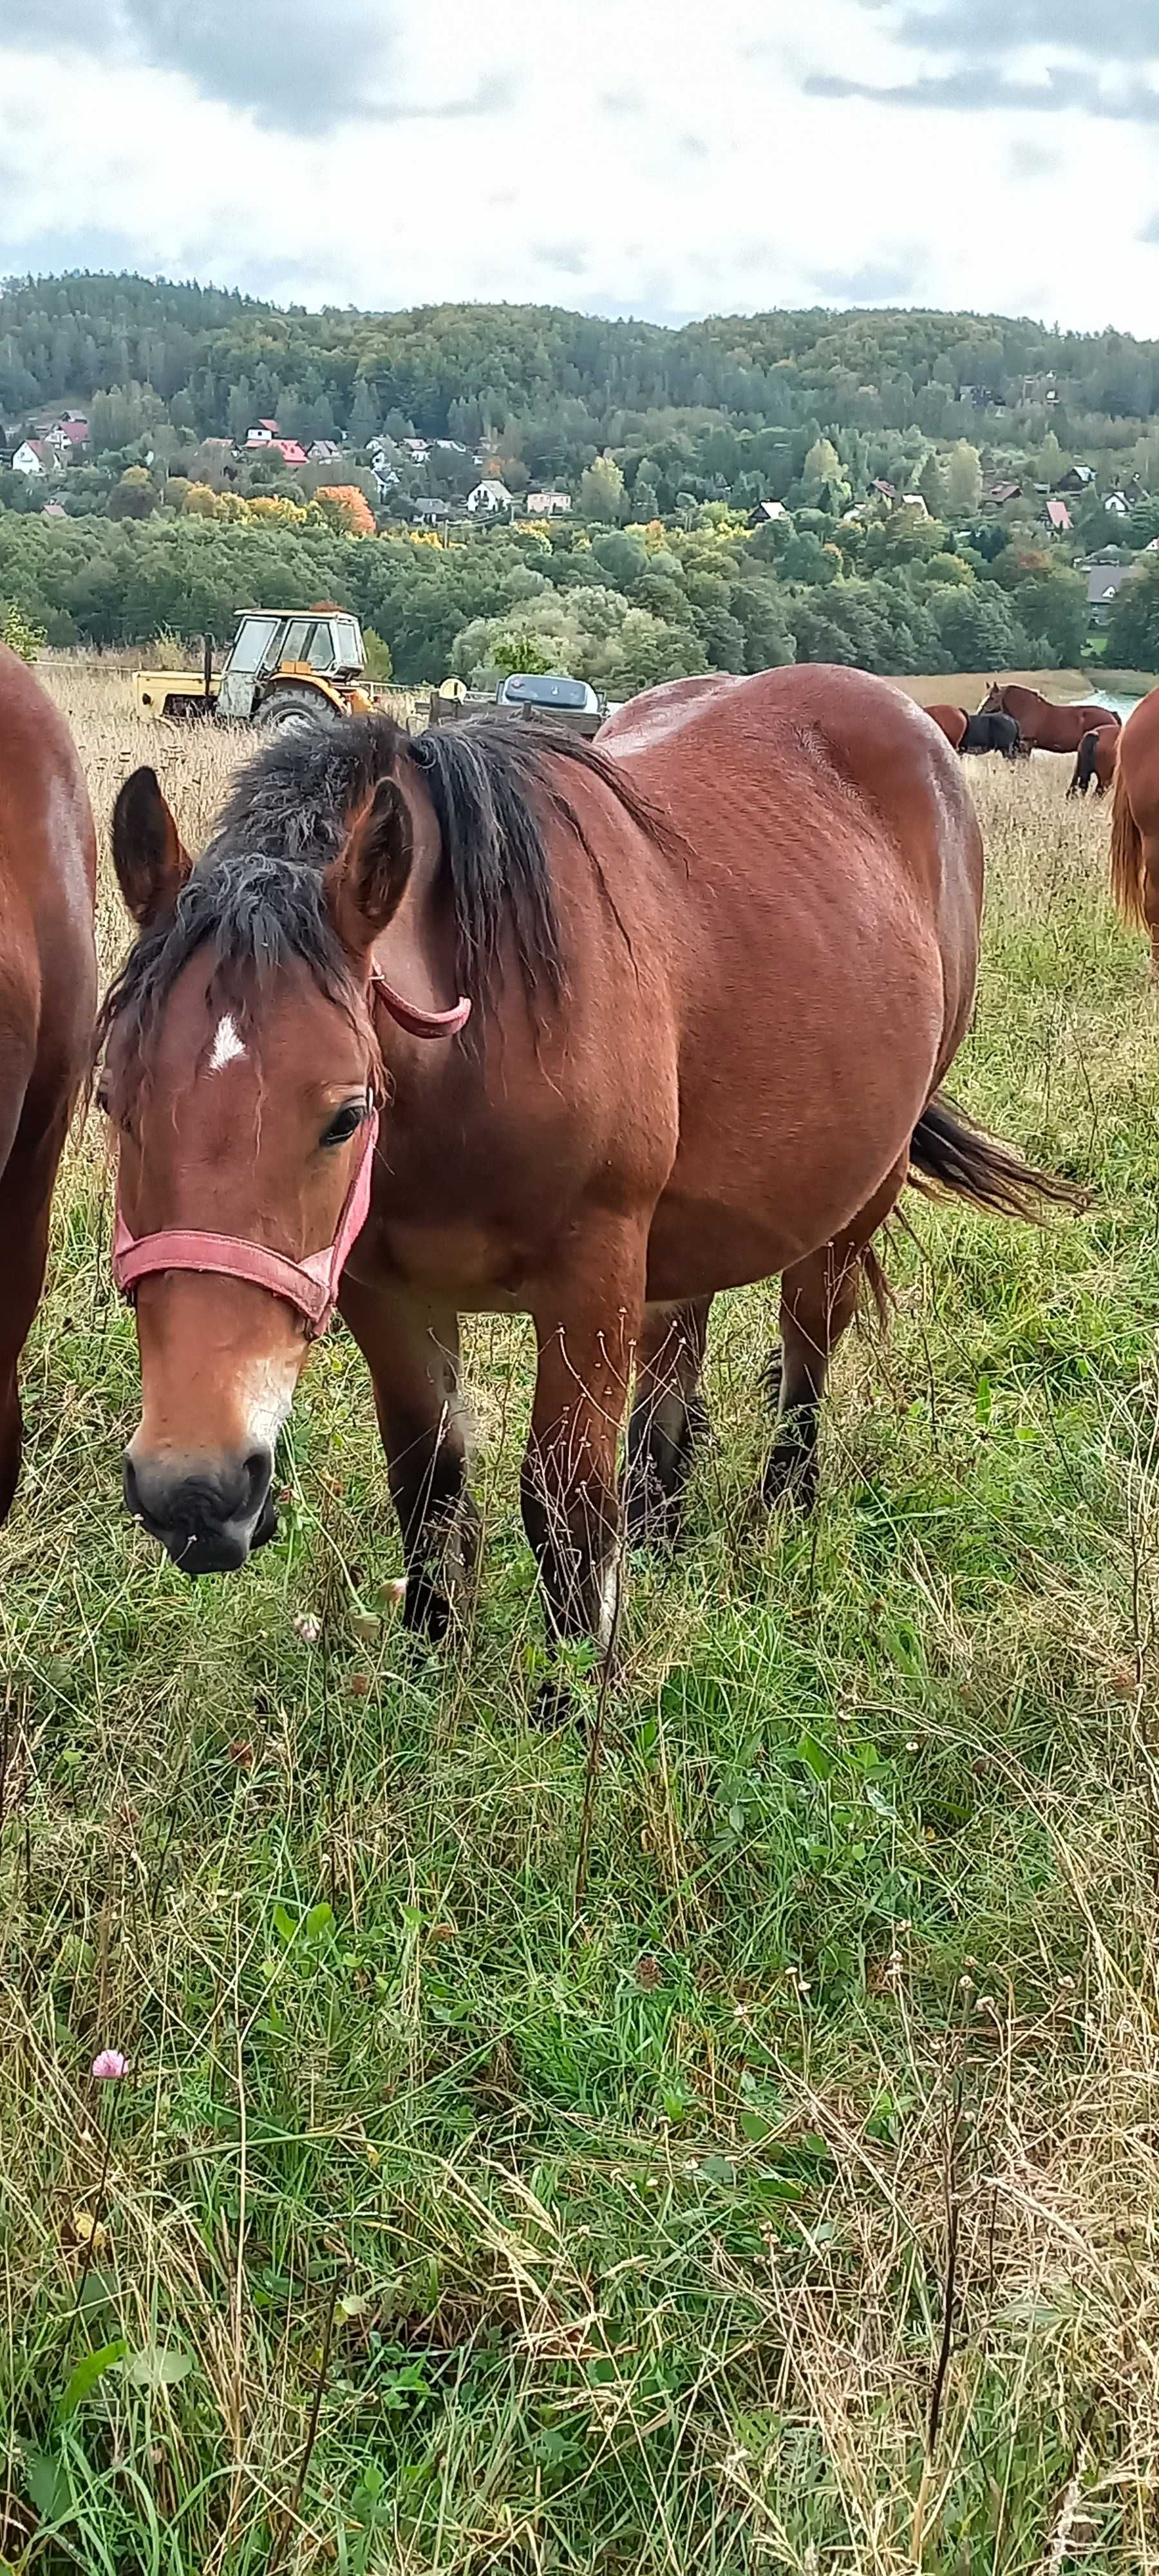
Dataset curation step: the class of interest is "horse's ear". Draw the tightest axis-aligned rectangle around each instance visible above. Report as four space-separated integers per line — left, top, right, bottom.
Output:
112 768 192 929
328 775 412 963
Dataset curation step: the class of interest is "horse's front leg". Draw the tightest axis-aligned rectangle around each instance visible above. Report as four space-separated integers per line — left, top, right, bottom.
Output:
522 1231 647 1656
339 1280 478 1639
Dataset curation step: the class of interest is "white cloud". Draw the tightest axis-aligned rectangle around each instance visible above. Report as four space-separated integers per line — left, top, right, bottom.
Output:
0 0 1156 329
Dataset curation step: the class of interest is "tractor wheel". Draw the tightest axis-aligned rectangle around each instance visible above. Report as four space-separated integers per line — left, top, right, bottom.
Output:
258 685 331 734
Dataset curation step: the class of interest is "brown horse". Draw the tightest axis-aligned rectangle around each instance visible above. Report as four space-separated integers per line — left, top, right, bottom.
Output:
0 645 96 1513
1109 682 1159 971
1068 726 1118 798
981 683 1120 755
98 669 1071 1664
925 703 968 752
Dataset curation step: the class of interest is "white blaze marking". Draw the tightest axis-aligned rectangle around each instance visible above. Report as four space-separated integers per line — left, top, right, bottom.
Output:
236 1354 299 1454
209 1013 246 1071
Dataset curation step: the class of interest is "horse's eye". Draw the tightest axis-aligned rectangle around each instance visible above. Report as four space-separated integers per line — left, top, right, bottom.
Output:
320 1101 366 1150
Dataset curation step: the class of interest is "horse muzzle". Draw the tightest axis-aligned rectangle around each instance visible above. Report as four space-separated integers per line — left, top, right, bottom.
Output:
124 1443 277 1575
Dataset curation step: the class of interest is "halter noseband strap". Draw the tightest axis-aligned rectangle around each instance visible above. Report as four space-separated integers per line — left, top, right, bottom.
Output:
110 972 471 1338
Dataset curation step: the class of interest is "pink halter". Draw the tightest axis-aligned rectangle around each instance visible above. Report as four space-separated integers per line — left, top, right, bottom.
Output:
111 972 471 1340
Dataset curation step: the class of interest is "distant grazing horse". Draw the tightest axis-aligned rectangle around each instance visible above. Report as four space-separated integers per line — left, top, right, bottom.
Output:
1109 682 1159 972
98 670 1073 1672
0 646 96 1514
1069 726 1118 798
925 703 968 752
963 711 1022 758
981 683 1121 757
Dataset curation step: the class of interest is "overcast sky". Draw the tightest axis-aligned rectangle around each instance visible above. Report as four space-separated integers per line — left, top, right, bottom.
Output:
1 0 1157 331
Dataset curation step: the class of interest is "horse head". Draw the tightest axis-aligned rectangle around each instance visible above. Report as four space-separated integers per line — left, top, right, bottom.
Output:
98 746 449 1574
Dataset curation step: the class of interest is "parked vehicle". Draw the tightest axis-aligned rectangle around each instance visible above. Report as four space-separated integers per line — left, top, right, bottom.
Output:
134 609 373 728
428 670 605 737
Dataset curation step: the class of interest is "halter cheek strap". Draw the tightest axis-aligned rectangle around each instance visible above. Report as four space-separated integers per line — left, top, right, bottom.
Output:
110 976 471 1338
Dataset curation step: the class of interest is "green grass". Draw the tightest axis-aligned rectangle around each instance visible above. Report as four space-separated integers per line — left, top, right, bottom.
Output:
3 757 1159 2572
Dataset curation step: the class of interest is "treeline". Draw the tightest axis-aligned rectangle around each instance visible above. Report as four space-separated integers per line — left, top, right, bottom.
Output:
0 502 1095 690
6 273 1159 486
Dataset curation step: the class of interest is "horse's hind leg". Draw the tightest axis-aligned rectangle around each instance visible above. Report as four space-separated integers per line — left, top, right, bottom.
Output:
339 1281 478 1640
625 1298 711 1545
762 1160 904 1513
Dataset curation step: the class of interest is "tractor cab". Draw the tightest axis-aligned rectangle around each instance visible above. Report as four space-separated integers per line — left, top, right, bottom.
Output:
216 609 368 724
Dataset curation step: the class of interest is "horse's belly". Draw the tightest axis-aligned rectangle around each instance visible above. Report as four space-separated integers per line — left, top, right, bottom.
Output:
647 972 944 1299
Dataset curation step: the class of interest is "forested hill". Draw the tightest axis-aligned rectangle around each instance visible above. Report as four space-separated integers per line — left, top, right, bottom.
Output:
5 272 1159 454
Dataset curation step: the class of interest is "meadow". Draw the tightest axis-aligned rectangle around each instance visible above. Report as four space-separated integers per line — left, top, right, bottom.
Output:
2 667 1159 2574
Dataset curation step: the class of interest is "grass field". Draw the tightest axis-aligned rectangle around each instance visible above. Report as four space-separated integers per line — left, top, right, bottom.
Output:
3 669 1159 2573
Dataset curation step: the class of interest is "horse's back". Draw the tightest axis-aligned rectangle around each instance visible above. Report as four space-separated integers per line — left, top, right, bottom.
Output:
603 663 981 963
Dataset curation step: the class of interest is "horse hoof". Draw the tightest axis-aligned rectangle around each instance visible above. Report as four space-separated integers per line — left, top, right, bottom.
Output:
761 1445 818 1514
624 1481 682 1550
531 1676 580 1730
400 1573 453 1642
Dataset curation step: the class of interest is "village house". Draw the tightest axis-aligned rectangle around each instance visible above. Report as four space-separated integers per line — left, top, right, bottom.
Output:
12 439 48 476
308 438 343 464
525 489 571 516
467 477 514 515
1044 497 1073 533
47 414 88 458
245 421 308 466
1086 562 1135 622
1052 464 1095 494
748 498 789 526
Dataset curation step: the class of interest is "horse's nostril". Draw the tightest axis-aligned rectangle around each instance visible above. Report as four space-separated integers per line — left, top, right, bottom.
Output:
242 1446 274 1517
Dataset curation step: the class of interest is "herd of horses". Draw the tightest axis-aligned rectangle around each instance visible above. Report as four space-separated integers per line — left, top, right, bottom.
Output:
5 641 1159 1696
926 681 1124 793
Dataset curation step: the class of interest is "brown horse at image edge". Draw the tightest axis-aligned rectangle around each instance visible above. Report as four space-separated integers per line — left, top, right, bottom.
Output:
1109 681 1159 971
98 666 1077 1672
0 645 97 1513
981 682 1120 756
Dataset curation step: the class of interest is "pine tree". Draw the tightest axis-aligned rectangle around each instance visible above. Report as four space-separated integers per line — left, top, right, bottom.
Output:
349 377 378 449
917 450 945 515
227 377 254 443
945 440 983 513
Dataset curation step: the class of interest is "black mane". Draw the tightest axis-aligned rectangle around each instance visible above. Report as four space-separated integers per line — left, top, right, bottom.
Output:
97 708 674 1066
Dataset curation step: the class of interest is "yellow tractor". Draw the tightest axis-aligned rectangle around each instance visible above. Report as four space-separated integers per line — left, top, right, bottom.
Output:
134 608 374 728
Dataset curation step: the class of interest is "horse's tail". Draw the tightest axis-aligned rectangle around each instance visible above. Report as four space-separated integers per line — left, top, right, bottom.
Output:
1109 758 1147 929
1069 730 1097 797
910 1092 1085 1220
